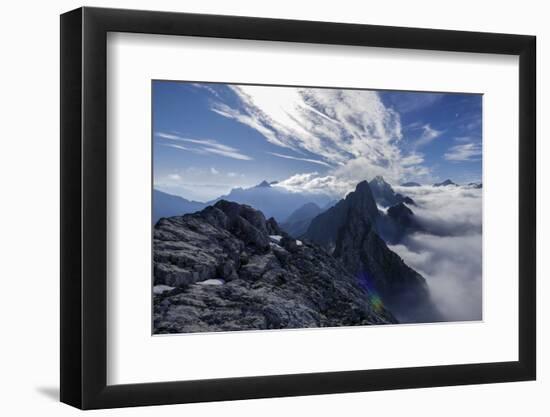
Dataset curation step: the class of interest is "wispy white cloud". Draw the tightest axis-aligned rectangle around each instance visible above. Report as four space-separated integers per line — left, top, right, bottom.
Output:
274 172 353 196
210 86 430 194
191 83 221 98
454 136 474 142
268 152 333 168
444 142 482 162
154 166 252 202
414 124 444 148
385 92 443 113
156 132 253 161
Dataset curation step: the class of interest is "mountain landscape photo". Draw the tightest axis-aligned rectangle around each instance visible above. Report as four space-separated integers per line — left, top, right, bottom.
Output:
152 81 483 334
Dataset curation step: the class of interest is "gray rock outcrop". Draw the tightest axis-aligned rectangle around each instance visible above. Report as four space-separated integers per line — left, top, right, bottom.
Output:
153 200 397 333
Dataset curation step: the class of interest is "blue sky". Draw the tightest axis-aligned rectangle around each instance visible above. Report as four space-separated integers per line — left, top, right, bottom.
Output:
153 81 482 202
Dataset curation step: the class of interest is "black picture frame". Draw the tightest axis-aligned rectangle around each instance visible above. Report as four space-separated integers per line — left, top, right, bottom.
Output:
60 6 536 410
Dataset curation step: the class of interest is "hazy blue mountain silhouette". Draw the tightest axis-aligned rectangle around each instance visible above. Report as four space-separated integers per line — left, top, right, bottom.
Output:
209 181 331 221
153 189 205 223
281 202 323 237
433 179 457 187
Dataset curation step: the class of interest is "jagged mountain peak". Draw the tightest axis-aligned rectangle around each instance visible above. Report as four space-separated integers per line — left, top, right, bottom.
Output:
466 182 482 189
255 180 271 188
371 175 388 183
355 179 372 192
434 179 456 187
304 180 379 249
303 180 439 323
346 181 379 215
369 176 393 192
367 176 415 208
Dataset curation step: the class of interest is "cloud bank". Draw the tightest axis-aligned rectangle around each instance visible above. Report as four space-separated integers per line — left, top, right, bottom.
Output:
389 185 482 321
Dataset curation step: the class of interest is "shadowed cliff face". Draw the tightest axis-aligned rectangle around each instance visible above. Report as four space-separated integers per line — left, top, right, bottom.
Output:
376 202 425 245
153 200 397 334
304 181 379 251
304 181 441 323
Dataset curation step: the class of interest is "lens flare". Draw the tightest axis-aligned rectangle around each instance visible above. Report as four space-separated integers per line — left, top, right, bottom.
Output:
357 271 385 313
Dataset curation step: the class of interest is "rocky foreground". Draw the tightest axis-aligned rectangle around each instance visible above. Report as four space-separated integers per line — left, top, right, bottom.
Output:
153 200 397 333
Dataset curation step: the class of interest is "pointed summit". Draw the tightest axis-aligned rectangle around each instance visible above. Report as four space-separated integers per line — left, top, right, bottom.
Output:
355 180 371 192
368 176 415 207
347 180 379 218
433 179 456 187
304 180 379 248
256 180 271 188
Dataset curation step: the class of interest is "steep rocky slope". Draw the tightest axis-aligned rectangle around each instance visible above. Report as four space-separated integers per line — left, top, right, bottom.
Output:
304 181 380 251
377 202 424 244
304 181 440 322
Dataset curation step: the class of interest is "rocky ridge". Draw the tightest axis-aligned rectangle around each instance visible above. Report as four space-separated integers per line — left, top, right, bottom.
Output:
153 200 397 333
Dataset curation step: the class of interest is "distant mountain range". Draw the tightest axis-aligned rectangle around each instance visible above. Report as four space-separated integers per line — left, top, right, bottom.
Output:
433 179 457 187
154 177 482 226
280 202 323 237
208 180 332 221
153 189 205 223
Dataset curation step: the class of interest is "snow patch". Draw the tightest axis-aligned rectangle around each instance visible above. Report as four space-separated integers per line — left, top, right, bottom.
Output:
197 279 225 286
153 285 175 294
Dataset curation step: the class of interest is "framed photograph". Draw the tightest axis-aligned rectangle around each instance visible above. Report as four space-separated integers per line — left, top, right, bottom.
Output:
60 6 536 409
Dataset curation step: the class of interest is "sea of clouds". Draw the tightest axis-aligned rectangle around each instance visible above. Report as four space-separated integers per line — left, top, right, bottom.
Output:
389 185 482 322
